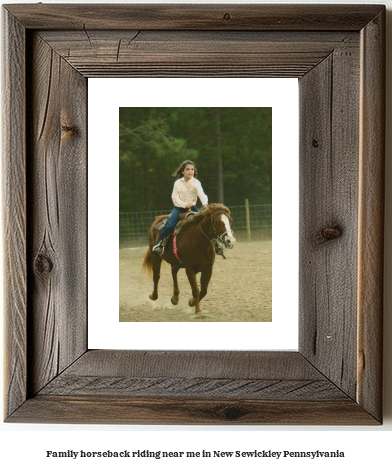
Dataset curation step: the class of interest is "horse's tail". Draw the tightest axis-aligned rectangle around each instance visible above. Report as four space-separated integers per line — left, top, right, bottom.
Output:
142 222 158 274
142 248 153 275
142 217 166 274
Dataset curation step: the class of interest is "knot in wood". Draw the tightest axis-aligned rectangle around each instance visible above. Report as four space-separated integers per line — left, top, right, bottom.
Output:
315 225 342 245
34 252 53 274
61 124 77 134
223 405 244 420
223 13 231 21
312 139 319 148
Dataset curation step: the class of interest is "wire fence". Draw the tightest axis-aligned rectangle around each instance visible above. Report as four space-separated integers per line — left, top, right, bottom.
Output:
119 203 272 248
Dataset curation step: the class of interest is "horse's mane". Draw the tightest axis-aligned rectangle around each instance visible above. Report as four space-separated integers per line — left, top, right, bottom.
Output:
177 203 230 233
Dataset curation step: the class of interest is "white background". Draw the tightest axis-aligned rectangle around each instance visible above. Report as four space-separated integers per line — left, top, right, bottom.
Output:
88 78 299 350
1 0 391 473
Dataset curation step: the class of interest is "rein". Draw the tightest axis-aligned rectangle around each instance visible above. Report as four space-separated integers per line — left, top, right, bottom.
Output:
199 210 232 249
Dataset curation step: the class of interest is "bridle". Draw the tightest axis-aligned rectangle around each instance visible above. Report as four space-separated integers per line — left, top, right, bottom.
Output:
199 210 233 248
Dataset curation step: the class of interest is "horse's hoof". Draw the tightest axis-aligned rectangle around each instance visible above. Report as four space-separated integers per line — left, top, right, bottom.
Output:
149 294 158 301
189 298 195 307
171 298 179 305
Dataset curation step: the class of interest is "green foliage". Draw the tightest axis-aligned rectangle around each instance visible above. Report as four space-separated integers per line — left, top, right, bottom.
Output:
119 107 272 212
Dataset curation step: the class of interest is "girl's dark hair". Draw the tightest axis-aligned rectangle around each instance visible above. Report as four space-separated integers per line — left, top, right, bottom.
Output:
172 160 198 179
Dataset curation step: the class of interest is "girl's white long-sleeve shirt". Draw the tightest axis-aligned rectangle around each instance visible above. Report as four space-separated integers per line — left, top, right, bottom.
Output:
171 177 208 208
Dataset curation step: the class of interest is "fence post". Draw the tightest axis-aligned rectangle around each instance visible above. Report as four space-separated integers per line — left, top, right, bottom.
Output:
245 199 251 241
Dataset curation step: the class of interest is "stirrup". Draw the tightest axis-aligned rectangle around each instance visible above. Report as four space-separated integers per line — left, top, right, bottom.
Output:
152 243 164 256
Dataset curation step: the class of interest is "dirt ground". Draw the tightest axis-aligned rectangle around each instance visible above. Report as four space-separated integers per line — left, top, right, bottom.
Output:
119 240 272 322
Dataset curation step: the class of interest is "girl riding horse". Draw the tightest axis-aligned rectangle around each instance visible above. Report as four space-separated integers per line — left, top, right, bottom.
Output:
153 160 209 255
144 203 236 314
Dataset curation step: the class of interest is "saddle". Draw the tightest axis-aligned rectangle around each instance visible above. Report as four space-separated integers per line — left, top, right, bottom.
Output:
154 211 196 231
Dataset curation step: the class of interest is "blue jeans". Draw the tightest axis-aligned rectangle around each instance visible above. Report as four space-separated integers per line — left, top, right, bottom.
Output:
158 206 199 243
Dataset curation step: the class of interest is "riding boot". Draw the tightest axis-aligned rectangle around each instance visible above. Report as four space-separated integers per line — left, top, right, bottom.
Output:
152 243 164 256
152 237 168 256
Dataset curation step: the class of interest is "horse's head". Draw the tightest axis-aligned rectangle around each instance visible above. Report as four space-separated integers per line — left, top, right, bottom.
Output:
211 209 236 249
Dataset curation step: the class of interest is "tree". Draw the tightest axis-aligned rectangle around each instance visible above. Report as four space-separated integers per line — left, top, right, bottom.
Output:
119 107 272 212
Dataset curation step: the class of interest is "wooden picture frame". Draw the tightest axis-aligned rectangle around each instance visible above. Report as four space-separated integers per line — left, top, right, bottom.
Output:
3 4 385 424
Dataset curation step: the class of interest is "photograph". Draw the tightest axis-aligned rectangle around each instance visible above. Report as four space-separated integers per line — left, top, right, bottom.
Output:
119 107 272 322
2 0 390 451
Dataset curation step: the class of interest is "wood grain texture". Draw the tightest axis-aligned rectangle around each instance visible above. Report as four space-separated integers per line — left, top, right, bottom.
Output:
9 396 378 425
298 41 360 399
58 350 330 379
2 9 27 419
8 351 377 424
357 9 385 422
39 377 347 400
39 30 358 78
37 351 346 401
4 4 384 31
2 4 385 425
27 33 87 395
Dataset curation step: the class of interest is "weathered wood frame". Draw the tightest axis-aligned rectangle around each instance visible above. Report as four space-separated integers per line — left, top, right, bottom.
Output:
3 4 385 424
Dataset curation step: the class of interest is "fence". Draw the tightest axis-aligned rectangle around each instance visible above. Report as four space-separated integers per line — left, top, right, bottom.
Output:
119 202 272 248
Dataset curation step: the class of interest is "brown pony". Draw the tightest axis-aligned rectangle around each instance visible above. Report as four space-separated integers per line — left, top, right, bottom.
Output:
142 204 236 314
